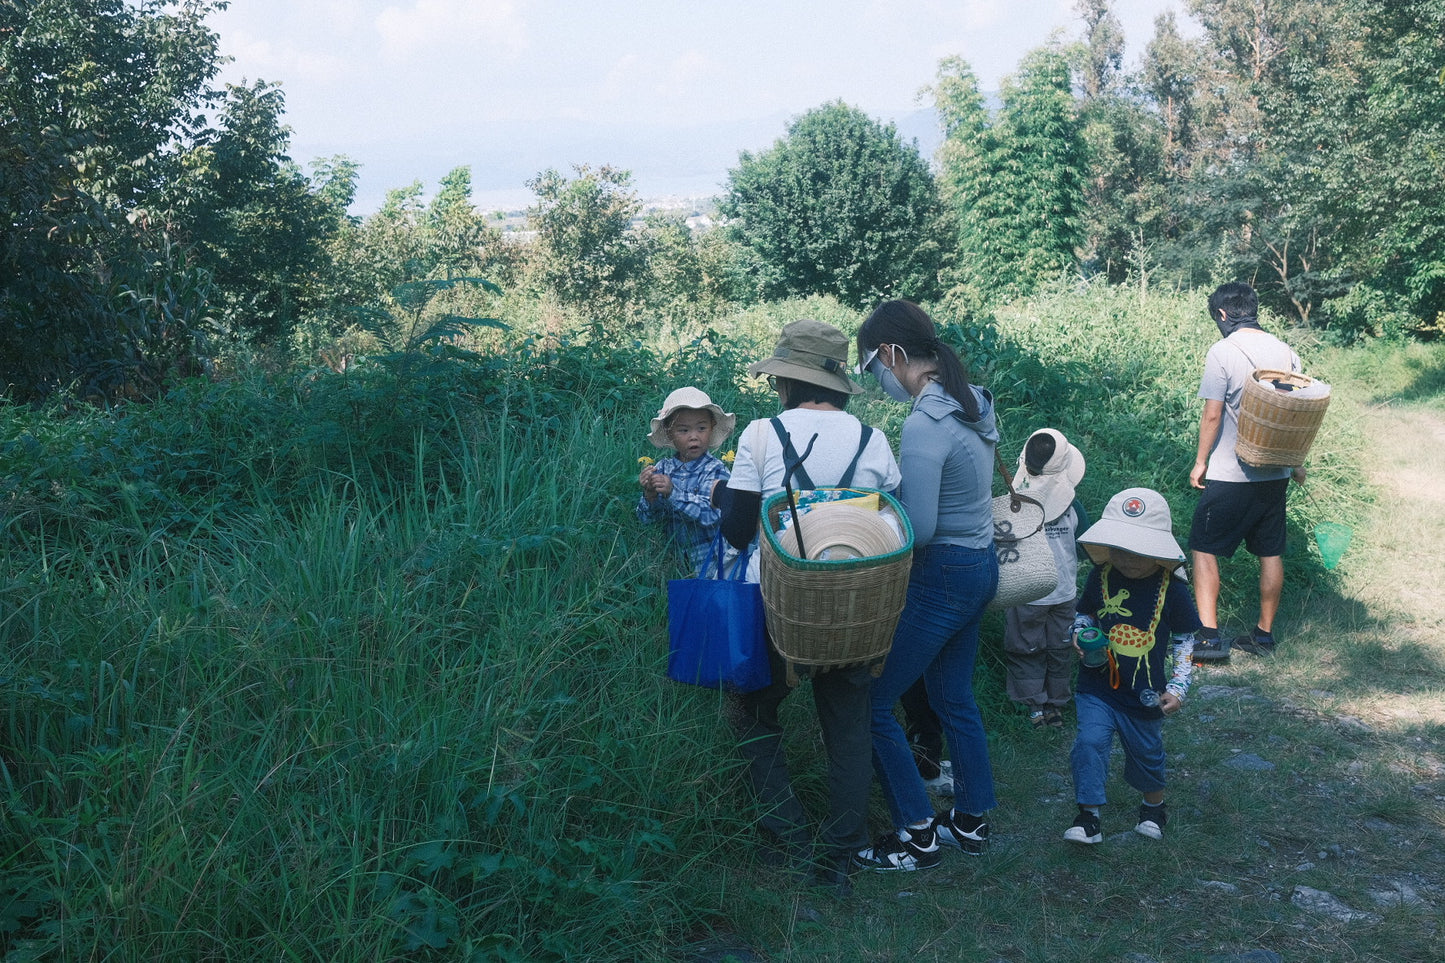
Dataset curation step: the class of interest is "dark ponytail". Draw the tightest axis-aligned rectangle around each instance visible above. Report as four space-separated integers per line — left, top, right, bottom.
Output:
857 300 980 421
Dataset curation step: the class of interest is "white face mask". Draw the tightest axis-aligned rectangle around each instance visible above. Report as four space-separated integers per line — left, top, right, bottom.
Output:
864 345 914 403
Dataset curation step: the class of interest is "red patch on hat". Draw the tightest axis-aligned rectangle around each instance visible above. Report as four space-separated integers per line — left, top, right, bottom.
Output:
1122 496 1146 517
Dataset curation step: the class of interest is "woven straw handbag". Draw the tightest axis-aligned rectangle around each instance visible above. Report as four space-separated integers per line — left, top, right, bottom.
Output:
988 451 1059 610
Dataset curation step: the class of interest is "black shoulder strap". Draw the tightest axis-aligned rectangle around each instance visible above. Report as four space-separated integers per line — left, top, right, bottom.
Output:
837 425 873 488
771 418 874 490
771 417 815 490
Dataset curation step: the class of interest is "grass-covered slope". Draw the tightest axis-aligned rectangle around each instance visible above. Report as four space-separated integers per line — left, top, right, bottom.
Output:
0 286 1438 961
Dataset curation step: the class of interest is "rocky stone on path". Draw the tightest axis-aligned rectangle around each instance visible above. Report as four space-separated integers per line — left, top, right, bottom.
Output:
1291 885 1384 923
1223 751 1276 771
1367 879 1430 908
1334 714 1372 733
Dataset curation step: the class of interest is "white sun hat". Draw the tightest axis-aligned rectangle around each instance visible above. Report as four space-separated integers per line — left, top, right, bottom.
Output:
646 387 736 450
1011 428 1085 522
1077 487 1187 569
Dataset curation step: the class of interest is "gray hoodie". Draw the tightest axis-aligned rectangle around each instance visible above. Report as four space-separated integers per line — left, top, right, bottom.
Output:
898 381 999 549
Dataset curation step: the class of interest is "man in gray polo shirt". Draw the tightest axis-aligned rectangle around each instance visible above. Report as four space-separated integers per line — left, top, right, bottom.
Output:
1188 283 1305 660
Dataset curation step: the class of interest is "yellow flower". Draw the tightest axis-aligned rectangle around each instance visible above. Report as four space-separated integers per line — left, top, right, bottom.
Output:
720 449 736 466
637 456 655 467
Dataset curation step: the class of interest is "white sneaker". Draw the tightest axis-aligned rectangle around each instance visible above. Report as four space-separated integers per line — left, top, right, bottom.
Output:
924 759 952 793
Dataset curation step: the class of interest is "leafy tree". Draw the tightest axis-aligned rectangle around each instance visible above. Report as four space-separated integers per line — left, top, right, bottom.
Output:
1299 0 1445 337
720 101 946 307
1 0 348 399
0 0 225 399
525 164 643 330
425 166 497 279
931 58 1001 311
315 169 511 358
934 51 1088 305
637 213 708 312
1153 0 1353 321
1076 93 1169 286
1141 11 1204 179
172 80 337 342
1068 1 1172 286
1074 0 1126 100
310 154 362 220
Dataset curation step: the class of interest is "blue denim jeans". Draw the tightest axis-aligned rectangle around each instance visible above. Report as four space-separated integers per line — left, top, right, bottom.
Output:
1070 691 1167 806
869 542 999 828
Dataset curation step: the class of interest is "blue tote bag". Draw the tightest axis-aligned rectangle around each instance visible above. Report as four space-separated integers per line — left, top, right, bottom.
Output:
666 533 771 693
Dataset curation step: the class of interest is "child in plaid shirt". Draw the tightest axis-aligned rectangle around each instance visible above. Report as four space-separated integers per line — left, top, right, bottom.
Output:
637 387 735 574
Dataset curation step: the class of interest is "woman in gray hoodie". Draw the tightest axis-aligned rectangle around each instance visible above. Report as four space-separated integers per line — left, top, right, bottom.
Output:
853 300 1001 872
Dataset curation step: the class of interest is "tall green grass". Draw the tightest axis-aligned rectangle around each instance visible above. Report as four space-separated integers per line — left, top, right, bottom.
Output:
0 287 1422 960
0 339 757 959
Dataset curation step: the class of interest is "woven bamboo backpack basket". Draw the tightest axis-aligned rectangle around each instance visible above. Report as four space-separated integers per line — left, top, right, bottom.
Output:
1235 369 1332 467
758 489 914 670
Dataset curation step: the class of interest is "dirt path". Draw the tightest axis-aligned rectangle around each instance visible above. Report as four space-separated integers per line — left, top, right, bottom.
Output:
1329 400 1445 726
1355 403 1445 627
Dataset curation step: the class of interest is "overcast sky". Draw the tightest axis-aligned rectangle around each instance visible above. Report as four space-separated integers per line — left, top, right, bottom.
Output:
212 0 1197 213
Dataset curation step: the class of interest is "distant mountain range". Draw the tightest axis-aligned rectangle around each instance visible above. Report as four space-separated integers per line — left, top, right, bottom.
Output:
335 107 944 215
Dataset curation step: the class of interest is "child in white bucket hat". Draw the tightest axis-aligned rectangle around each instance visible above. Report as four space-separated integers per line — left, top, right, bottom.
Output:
637 387 736 575
1003 429 1087 730
1062 487 1202 847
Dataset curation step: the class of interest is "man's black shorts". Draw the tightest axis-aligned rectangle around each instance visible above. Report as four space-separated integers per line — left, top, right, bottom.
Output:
1188 478 1290 558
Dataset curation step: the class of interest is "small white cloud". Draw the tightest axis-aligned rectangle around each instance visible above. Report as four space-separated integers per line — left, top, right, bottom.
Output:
375 0 527 62
215 3 371 87
595 49 731 121
863 0 1006 32
217 31 346 89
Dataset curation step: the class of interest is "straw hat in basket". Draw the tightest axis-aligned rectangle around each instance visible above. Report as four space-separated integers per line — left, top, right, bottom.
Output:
776 504 903 561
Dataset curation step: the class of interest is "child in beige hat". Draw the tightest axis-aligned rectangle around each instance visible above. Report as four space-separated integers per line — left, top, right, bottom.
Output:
1063 487 1202 846
1004 428 1087 729
637 387 735 574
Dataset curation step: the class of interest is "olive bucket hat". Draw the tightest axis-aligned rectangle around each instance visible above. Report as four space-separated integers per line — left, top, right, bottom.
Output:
746 319 863 396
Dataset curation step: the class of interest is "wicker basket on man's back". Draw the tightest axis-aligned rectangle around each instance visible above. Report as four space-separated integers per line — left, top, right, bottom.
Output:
1235 368 1332 467
758 488 914 676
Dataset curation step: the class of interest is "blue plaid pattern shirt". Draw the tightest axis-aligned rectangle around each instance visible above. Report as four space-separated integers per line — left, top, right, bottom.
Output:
636 452 730 573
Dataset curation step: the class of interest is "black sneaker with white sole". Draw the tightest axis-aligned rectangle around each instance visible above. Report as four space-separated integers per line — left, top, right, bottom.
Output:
1135 803 1167 839
933 809 989 855
854 825 941 871
1063 808 1103 845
